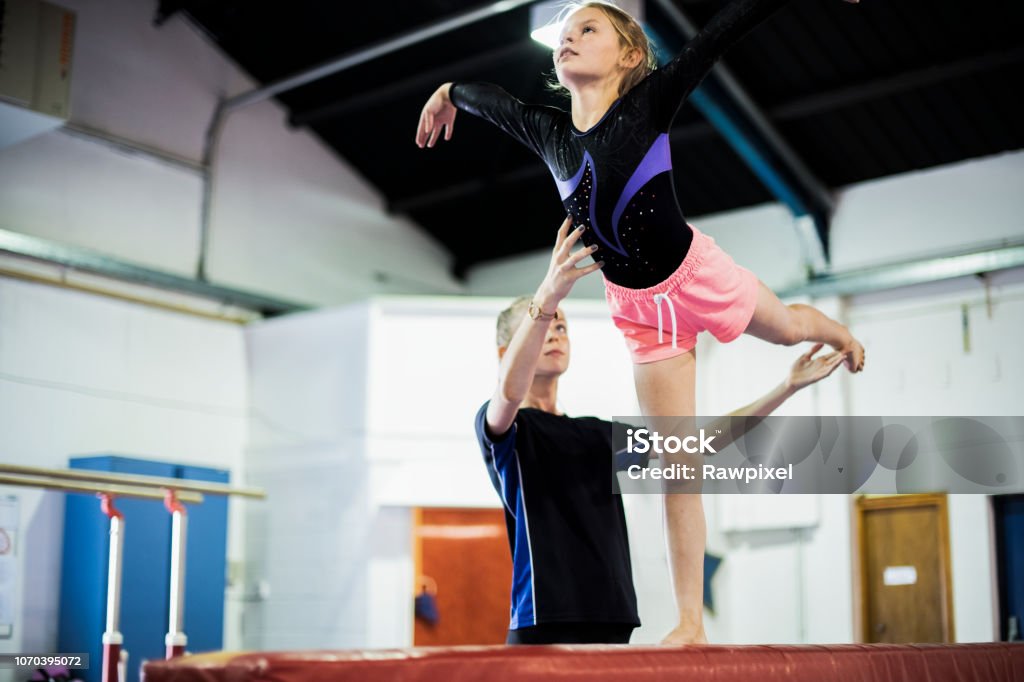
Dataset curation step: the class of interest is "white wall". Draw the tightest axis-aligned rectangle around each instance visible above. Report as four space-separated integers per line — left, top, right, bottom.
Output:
0 276 248 665
843 269 1024 642
830 151 1024 271
845 268 1024 417
687 268 1024 646
948 494 997 642
243 305 374 649
63 0 243 162
207 89 461 306
365 295 640 510
0 0 461 304
0 131 205 275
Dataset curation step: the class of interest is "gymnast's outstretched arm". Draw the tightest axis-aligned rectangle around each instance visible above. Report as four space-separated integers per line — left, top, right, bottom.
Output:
415 81 560 160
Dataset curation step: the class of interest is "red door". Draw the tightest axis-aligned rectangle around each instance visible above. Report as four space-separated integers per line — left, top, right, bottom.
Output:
413 508 512 645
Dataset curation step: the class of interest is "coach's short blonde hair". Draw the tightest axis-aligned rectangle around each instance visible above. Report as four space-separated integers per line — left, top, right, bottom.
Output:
495 295 533 348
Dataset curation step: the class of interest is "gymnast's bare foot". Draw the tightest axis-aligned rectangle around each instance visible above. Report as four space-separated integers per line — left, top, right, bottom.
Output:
841 338 865 373
827 322 865 374
660 623 708 645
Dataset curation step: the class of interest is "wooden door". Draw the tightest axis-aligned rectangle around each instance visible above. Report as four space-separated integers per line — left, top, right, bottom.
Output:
857 494 954 643
413 508 511 645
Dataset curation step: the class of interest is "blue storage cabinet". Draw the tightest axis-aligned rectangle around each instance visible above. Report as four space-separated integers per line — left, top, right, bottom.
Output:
994 495 1024 641
57 456 229 682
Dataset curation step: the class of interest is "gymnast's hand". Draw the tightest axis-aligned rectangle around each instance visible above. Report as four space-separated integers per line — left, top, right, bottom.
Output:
416 83 457 148
532 216 603 312
786 343 845 391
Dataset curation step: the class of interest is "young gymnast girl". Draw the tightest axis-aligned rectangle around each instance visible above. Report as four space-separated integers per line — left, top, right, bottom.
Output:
416 0 864 644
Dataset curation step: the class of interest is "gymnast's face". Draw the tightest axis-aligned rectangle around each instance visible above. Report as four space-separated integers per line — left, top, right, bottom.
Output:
554 8 634 90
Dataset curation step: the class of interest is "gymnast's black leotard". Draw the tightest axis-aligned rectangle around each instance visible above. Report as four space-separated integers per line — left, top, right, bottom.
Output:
450 0 789 289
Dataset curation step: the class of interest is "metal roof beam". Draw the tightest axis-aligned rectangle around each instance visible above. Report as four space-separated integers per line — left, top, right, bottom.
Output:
289 41 542 127
220 0 541 114
778 242 1024 299
773 45 1024 122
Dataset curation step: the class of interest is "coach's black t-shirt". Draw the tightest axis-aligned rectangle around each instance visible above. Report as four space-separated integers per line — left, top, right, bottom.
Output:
474 402 642 630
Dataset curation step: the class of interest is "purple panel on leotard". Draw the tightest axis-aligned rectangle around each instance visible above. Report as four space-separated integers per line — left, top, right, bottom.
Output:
553 151 591 201
553 151 628 257
552 136 672 259
611 134 672 238
587 160 629 257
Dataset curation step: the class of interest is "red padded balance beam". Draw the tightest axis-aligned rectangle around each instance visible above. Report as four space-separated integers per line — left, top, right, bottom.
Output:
143 643 1023 682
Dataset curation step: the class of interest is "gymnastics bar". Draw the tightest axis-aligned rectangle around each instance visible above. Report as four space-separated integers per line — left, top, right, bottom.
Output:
0 473 207 682
1 462 264 663
144 643 1024 682
0 472 203 503
0 463 265 498
1 463 263 667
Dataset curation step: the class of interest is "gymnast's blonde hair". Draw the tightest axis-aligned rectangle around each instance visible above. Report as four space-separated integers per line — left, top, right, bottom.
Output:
548 1 659 98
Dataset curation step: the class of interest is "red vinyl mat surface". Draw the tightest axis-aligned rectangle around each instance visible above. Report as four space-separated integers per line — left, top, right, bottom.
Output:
143 643 1024 682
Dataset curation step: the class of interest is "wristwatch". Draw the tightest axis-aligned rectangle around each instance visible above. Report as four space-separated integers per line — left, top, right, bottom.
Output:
528 300 556 321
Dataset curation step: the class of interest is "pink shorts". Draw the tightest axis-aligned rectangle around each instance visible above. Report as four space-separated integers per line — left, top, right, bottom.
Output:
603 226 759 364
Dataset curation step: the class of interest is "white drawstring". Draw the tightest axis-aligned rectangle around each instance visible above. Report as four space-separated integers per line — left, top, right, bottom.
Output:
652 293 677 349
